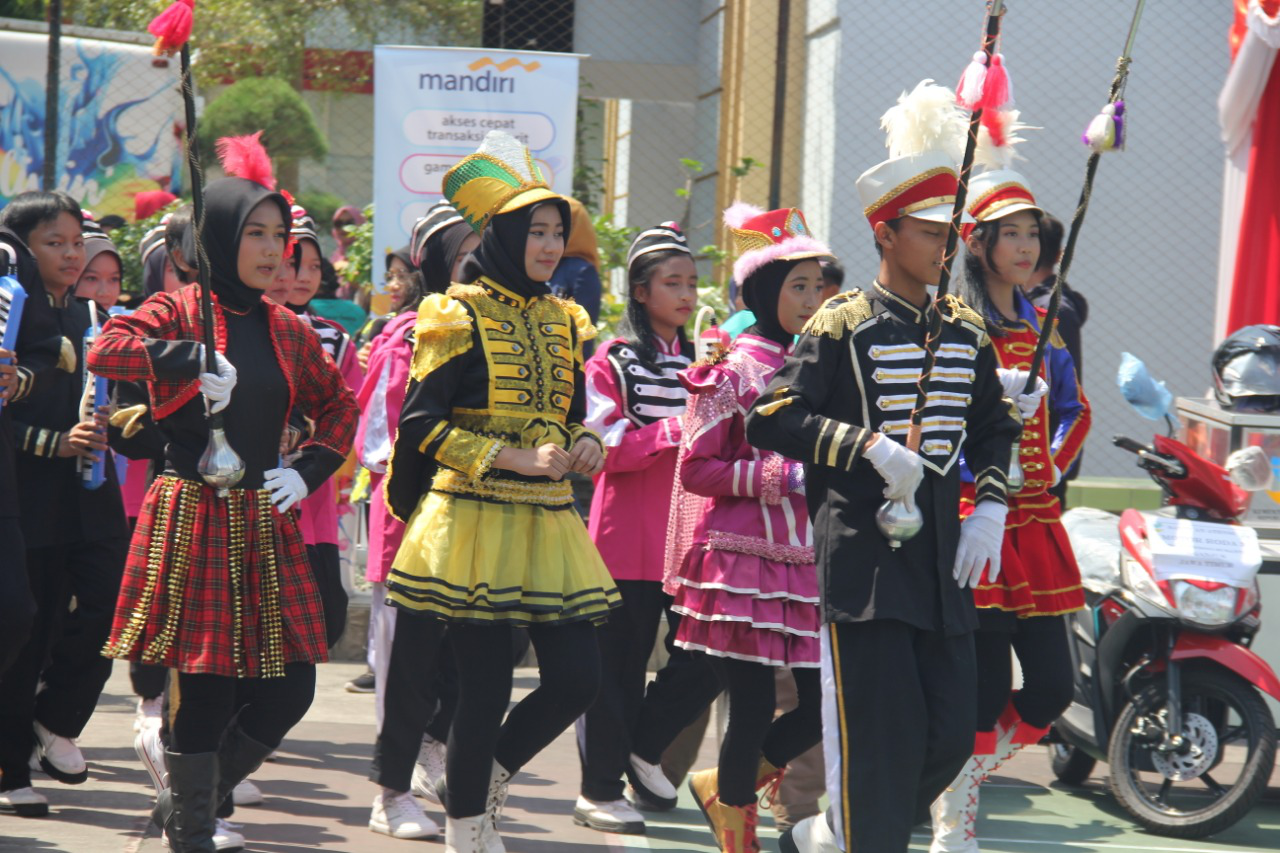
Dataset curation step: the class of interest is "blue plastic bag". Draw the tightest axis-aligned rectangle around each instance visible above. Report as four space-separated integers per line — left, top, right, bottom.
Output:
1117 351 1173 421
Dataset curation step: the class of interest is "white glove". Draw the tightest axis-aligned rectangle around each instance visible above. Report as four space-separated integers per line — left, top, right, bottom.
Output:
997 368 1048 419
198 348 238 415
1052 465 1062 487
864 433 924 503
263 467 309 513
954 500 1007 589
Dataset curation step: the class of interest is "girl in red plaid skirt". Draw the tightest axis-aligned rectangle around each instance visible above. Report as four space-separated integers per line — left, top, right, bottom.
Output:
86 136 358 852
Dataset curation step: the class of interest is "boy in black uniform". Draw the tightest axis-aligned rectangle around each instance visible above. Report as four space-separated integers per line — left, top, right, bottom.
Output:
0 196 129 817
747 85 1021 852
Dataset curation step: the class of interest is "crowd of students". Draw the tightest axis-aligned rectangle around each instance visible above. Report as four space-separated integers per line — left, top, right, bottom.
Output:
0 77 1091 853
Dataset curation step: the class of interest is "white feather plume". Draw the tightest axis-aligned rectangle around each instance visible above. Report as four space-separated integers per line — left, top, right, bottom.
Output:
974 110 1040 171
880 79 968 164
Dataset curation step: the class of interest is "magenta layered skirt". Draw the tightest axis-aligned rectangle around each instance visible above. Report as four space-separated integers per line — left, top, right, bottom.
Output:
671 536 821 668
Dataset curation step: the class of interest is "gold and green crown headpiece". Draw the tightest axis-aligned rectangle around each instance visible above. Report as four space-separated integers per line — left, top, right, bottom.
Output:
443 131 561 234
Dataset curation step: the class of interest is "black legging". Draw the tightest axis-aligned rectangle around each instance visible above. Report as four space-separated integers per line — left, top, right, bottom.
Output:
170 663 316 754
447 620 601 818
711 657 822 807
975 612 1073 732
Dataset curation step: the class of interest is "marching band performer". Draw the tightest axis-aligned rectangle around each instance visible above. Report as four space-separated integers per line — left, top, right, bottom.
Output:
383 130 619 852
746 82 1021 853
928 164 1090 853
86 135 358 850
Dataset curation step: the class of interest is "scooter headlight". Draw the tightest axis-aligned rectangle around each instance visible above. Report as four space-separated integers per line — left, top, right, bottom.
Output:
1171 580 1238 628
1122 557 1174 615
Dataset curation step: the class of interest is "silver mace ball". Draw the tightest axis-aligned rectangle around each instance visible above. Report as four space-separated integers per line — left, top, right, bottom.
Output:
199 426 245 498
876 497 924 550
1007 439 1026 494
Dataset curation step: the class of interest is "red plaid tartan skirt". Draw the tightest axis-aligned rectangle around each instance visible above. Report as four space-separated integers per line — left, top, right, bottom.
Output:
103 475 329 677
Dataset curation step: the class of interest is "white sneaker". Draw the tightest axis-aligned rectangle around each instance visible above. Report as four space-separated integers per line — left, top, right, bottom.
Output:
214 818 246 851
0 786 49 817
264 749 280 761
134 696 164 732
411 737 446 803
780 813 842 853
232 778 264 806
627 753 678 810
159 819 245 851
33 720 87 783
573 795 646 834
134 725 169 795
369 791 441 839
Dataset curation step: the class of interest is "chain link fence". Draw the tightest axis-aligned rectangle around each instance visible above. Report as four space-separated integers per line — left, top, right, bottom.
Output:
2 0 1236 480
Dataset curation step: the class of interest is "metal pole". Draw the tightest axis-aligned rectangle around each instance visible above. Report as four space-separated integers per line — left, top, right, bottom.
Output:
767 0 791 210
42 0 62 191
1022 0 1145 391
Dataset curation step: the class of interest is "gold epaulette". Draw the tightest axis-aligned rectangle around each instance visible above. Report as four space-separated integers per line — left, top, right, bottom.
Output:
410 293 475 382
801 290 872 340
551 297 598 365
940 293 990 347
445 283 487 302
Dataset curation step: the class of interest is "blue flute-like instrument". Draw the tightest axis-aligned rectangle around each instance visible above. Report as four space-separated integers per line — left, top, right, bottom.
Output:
77 301 107 490
0 245 27 416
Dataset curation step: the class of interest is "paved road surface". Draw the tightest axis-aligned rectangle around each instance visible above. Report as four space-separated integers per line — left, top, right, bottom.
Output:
2 662 1277 852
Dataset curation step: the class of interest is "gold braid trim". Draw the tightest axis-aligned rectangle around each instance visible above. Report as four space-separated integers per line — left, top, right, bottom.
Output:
802 290 872 340
103 477 177 659
140 479 196 664
228 493 247 678
256 491 286 678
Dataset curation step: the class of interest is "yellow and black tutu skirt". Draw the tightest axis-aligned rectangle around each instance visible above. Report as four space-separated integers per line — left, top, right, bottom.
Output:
385 491 621 625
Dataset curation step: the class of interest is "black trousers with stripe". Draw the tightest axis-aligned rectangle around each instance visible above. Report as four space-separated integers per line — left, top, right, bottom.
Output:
824 620 975 853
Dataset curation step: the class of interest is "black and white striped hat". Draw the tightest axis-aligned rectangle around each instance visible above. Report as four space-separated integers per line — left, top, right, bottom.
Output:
411 201 466 267
626 221 691 270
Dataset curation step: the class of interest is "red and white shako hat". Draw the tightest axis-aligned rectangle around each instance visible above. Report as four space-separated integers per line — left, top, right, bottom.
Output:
723 203 834 284
964 110 1040 237
966 169 1039 223
857 80 974 230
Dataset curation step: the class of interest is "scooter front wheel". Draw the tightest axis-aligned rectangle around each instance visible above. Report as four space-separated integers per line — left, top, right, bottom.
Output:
1107 667 1276 838
1048 739 1096 787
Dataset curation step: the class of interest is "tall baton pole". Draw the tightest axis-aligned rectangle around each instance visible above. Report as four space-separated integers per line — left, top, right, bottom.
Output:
878 0 1006 549
907 0 1005 454
151 2 246 493
1022 0 1146 393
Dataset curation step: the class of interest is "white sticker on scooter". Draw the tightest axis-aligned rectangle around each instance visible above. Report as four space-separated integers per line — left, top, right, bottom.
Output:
1147 516 1262 587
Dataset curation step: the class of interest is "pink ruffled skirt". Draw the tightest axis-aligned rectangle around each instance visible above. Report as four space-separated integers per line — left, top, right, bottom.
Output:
671 538 820 668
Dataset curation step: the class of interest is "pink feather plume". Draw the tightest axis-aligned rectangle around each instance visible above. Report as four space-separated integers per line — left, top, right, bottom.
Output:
147 0 195 56
723 201 764 231
216 132 277 190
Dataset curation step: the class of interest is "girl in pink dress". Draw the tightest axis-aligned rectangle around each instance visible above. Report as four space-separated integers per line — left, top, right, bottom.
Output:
574 223 724 834
671 204 832 852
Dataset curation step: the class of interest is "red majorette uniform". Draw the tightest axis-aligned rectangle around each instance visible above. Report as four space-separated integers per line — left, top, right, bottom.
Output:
959 170 1090 623
88 173 359 680
930 167 1091 853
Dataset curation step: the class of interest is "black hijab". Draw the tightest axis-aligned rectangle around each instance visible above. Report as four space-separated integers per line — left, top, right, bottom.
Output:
419 220 475 295
184 176 290 313
742 258 798 346
459 200 571 300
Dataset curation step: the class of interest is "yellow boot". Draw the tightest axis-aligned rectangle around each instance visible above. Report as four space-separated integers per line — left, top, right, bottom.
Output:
687 759 781 852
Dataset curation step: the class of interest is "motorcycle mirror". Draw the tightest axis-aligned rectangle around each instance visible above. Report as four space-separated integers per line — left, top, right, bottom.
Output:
1226 446 1274 492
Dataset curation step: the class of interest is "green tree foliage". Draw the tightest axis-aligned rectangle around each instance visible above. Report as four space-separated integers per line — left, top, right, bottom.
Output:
198 77 328 173
49 0 481 88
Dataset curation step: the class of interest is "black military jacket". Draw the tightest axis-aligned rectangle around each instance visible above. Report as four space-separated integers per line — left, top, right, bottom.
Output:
10 293 127 549
745 283 1020 635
